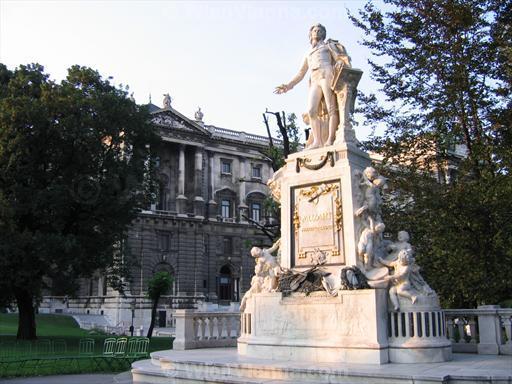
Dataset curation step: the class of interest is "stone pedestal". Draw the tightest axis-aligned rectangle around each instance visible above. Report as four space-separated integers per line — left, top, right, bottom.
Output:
173 309 196 350
238 290 389 363
193 196 205 218
207 200 217 220
387 297 452 363
176 195 188 217
477 305 501 355
279 143 371 275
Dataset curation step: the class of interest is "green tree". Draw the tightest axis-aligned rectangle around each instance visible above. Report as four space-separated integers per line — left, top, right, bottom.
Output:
263 111 302 171
258 112 303 240
146 271 173 338
351 0 512 307
0 63 158 339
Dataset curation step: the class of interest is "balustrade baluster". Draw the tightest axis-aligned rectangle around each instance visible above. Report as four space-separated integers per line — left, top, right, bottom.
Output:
468 317 477 344
501 316 512 346
200 318 206 340
221 316 227 338
404 312 410 338
226 316 232 338
457 318 466 343
215 316 222 339
193 317 199 340
446 317 454 342
208 316 214 339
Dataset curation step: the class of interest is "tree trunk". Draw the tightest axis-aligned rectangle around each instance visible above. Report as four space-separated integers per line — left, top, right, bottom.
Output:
15 289 37 340
146 295 159 338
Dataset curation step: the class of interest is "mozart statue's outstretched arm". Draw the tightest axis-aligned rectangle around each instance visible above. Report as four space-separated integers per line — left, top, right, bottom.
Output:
275 57 308 94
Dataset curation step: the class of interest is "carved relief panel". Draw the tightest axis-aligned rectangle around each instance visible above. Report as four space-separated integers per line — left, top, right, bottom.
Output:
291 180 344 267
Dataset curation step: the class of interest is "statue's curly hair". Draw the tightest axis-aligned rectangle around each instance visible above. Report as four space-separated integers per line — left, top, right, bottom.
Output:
309 23 326 44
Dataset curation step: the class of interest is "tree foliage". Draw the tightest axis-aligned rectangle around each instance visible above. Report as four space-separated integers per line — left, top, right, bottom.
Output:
146 271 173 338
351 0 512 307
259 112 303 241
0 63 158 338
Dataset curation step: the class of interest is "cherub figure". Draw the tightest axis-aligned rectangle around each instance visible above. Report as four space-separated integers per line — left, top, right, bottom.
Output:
378 249 417 311
378 249 435 311
240 260 265 312
357 222 385 269
249 239 281 292
355 167 387 228
387 230 413 261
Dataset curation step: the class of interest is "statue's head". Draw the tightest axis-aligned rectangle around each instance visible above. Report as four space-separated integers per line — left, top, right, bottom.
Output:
363 166 378 181
309 23 326 44
398 249 412 265
250 246 262 258
374 222 386 233
397 230 410 242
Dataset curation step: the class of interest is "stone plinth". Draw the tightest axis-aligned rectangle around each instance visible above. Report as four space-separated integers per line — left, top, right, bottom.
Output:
278 143 371 276
238 289 389 364
387 297 452 363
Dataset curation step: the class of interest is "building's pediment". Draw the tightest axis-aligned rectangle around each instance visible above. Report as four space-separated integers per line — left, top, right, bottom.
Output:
151 107 211 137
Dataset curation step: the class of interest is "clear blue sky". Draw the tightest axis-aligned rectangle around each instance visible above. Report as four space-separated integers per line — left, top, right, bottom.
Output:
0 0 384 140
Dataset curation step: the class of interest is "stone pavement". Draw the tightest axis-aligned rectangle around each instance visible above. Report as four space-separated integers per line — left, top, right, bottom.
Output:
0 371 133 384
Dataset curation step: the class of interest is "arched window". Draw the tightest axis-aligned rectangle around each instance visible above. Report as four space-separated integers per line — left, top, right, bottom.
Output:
246 191 266 223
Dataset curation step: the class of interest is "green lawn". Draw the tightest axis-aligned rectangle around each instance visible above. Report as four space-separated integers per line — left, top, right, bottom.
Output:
0 313 91 337
0 313 173 378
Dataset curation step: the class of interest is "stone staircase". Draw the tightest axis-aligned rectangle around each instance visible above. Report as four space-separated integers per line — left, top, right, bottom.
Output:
131 348 512 384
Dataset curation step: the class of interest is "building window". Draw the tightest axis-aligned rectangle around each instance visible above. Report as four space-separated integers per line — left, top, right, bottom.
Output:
251 202 261 222
221 199 231 218
252 165 262 179
157 232 170 252
218 265 233 301
223 237 233 255
221 160 232 174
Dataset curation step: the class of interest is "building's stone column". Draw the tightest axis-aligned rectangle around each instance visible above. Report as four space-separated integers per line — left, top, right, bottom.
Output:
207 152 217 220
194 147 205 218
238 158 248 222
176 144 188 216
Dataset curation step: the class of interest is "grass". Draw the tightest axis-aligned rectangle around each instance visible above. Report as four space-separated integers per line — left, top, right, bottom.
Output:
0 313 92 337
0 313 173 378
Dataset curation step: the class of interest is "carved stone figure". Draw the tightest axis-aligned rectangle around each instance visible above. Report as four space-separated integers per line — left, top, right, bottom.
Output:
387 231 413 261
355 167 387 228
250 239 281 292
163 93 172 108
378 249 435 311
357 222 385 269
194 107 204 122
275 23 351 149
240 259 265 312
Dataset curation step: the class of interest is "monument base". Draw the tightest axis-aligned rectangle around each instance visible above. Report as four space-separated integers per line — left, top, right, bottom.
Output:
238 290 389 364
131 348 512 384
387 297 452 363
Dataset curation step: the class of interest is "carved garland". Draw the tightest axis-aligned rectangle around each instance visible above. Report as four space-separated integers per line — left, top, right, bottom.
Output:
295 151 335 173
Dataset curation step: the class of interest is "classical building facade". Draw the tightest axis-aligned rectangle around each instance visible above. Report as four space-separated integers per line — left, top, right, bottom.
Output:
40 99 278 331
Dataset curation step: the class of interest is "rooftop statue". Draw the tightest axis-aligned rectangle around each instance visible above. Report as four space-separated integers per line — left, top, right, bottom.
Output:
163 93 172 109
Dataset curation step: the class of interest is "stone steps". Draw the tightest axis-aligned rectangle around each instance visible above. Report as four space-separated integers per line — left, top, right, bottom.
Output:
130 348 512 384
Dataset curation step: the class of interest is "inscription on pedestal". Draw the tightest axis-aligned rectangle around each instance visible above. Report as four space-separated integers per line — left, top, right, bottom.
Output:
291 180 344 267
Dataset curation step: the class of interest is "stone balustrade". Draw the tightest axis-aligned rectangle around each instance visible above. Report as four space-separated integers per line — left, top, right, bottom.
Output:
444 305 512 355
173 309 240 350
172 305 512 355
